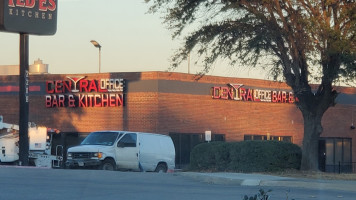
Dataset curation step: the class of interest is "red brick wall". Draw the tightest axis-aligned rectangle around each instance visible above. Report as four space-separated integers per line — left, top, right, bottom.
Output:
0 96 19 124
157 93 304 145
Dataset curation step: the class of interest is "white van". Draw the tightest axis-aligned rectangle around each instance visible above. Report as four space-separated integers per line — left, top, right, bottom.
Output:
66 131 175 172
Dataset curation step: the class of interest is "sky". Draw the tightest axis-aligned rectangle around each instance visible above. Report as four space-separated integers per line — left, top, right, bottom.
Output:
0 0 266 79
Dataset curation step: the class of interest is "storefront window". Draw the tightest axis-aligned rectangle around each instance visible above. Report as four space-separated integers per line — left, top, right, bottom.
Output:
325 140 334 165
343 139 351 164
282 137 292 143
254 135 264 140
244 134 292 142
244 135 252 140
335 139 343 164
320 137 352 173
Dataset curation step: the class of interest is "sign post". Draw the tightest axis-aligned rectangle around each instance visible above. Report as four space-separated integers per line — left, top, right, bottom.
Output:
18 33 29 165
0 0 57 165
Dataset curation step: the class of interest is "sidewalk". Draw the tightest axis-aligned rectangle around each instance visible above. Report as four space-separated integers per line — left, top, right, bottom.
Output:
178 172 356 192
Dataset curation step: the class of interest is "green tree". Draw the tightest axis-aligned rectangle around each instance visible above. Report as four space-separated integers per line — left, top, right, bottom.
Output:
145 0 356 171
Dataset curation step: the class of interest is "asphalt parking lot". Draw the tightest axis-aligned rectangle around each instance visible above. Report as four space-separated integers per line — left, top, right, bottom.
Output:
1 166 356 200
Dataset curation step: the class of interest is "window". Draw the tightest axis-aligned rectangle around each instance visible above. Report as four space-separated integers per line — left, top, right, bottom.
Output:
244 135 252 141
118 133 137 147
253 135 264 140
320 137 352 173
282 137 292 143
213 134 225 141
81 132 121 146
244 134 292 143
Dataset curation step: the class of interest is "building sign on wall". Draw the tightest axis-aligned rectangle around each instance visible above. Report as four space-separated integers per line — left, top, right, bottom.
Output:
0 0 57 35
211 84 295 103
45 77 124 108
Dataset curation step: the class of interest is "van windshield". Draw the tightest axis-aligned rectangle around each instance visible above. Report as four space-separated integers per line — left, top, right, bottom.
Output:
81 132 122 146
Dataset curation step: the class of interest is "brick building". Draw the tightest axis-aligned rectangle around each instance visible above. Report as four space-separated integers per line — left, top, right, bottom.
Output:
0 71 355 171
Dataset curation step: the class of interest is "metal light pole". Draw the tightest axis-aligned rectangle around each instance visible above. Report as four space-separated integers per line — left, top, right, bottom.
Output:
188 53 190 74
90 40 102 73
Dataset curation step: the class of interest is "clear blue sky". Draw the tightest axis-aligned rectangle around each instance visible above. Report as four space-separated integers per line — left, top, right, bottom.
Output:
0 0 265 79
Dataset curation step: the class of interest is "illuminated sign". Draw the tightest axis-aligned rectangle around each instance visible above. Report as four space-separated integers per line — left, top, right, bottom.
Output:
45 77 124 108
211 84 295 103
0 0 57 35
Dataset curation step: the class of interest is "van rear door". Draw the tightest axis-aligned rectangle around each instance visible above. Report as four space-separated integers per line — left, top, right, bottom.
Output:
115 133 139 170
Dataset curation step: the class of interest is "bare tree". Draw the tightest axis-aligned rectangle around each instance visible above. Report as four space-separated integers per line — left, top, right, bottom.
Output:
146 0 356 171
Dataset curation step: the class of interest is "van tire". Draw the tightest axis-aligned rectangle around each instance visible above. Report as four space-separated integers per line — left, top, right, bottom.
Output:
155 163 167 173
100 159 116 171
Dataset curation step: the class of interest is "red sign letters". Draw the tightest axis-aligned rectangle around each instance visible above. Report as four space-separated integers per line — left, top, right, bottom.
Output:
211 84 295 103
45 77 125 108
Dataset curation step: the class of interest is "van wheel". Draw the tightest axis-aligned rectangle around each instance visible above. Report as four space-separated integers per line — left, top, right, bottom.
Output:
101 159 116 171
155 163 167 173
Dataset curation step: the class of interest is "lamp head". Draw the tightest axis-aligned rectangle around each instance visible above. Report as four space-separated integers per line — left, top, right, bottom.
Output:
90 40 101 48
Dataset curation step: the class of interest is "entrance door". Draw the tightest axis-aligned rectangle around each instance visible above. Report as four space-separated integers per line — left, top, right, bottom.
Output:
115 133 139 170
318 140 326 172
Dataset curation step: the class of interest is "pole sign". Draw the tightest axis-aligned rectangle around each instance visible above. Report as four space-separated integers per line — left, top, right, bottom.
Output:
0 0 57 166
0 0 57 35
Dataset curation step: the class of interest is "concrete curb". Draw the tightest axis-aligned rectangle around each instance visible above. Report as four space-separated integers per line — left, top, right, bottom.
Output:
0 165 51 169
178 172 356 192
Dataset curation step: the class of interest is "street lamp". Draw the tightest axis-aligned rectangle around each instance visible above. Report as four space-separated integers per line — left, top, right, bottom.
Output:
90 40 102 73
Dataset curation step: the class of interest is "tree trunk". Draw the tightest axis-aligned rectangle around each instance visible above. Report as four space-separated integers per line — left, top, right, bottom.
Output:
300 112 323 171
